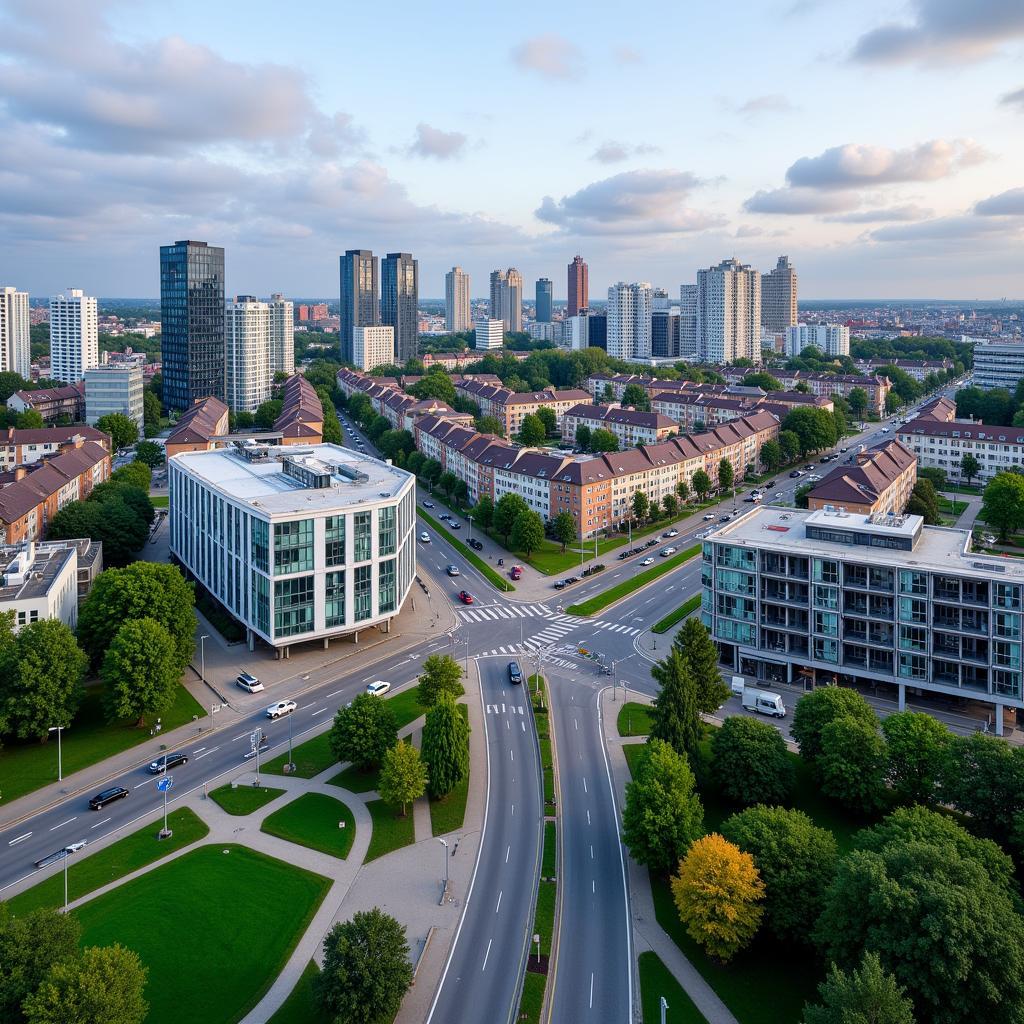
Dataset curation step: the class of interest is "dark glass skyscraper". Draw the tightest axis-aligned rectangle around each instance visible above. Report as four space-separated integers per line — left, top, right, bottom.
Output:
535 278 552 323
339 250 379 364
160 240 225 412
382 252 419 364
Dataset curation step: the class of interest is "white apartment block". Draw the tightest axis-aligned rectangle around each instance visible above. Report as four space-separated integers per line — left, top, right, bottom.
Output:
785 323 850 358
0 541 80 632
679 284 698 359
0 287 30 378
49 289 99 384
85 364 144 431
527 321 561 343
474 318 504 351
897 418 1024 484
225 296 272 413
445 267 471 332
268 294 295 376
607 282 652 361
353 325 395 372
760 255 798 334
973 340 1024 392
697 259 760 364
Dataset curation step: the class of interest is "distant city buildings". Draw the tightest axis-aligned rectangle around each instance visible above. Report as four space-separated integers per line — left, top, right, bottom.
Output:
296 303 329 322
382 252 418 364
268 294 295 376
651 298 681 358
85 364 144 431
225 296 272 413
474 318 504 351
679 285 698 360
761 255 798 334
567 255 588 317
445 267 471 333
697 259 761 364
786 323 850 358
535 278 553 323
353 325 395 372
489 268 523 333
606 282 652 361
0 287 30 378
973 340 1024 391
339 249 379 365
49 289 99 384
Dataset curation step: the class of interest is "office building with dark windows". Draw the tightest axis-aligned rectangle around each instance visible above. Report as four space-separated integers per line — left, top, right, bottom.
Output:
382 252 419 364
535 278 553 323
339 249 379 365
160 240 225 413
168 441 416 653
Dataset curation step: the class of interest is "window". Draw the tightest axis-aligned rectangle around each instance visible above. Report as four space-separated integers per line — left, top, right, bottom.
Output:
378 507 396 556
995 582 1022 610
812 559 839 584
994 640 1021 670
252 519 269 574
898 597 927 624
274 575 314 637
898 625 927 652
252 573 270 635
813 585 838 610
814 611 838 637
274 520 313 575
354 565 372 621
379 559 396 613
899 569 927 595
325 516 345 567
812 637 838 663
898 652 927 679
325 570 345 628
353 512 372 562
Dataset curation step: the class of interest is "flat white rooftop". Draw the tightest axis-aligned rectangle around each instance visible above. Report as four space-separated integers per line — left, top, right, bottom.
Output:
171 442 412 516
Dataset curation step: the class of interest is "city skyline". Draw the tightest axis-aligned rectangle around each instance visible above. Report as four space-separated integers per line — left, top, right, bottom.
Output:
1 1 1023 299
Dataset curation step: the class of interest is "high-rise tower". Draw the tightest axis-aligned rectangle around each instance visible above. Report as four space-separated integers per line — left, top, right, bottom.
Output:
567 255 588 317
382 252 419 364
761 255 798 334
339 249 379 364
445 267 471 332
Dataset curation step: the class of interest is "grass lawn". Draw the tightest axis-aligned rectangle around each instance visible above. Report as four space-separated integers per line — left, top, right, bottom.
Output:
938 496 968 516
264 730 336 778
652 594 701 634
0 684 206 805
364 798 416 862
74 844 331 1024
208 783 284 816
418 508 513 591
430 765 470 836
5 808 209 917
150 494 169 508
617 702 654 737
267 961 330 1024
623 741 648 778
327 763 379 793
516 971 547 1024
542 821 557 878
386 686 428 730
534 880 556 956
566 544 701 616
639 951 707 1024
261 792 356 859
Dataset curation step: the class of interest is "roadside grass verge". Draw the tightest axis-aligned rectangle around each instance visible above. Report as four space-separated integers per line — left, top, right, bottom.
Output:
261 792 356 860
264 730 335 779
364 798 416 862
623 740 648 778
542 821 557 878
617 702 654 738
417 508 513 592
150 494 169 508
385 687 428 731
566 544 701 616
516 972 547 1024
652 594 702 634
328 764 378 793
209 783 284 816
639 951 707 1024
74 844 331 1024
530 676 555 815
267 961 330 1024
5 808 209 916
0 685 207 806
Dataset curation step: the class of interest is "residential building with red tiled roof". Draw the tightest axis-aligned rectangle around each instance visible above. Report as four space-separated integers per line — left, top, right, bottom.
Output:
560 404 678 446
0 426 111 471
806 439 917 515
6 383 87 424
165 396 230 457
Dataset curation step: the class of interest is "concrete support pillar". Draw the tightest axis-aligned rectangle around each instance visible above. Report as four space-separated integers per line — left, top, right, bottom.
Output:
247 629 254 653
898 683 906 711
323 638 329 650
996 703 1004 737
284 646 290 660
353 630 359 644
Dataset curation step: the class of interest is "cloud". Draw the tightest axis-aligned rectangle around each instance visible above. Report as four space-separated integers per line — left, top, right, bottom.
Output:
734 225 765 238
852 0 1024 65
407 123 468 160
589 141 660 164
870 215 1021 243
1000 87 1024 112
510 34 584 80
974 187 1024 216
535 169 723 235
736 94 795 117
743 188 858 215
825 204 934 223
614 46 643 65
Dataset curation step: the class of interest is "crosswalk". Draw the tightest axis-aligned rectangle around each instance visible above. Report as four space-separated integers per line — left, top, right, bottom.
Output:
455 602 644 640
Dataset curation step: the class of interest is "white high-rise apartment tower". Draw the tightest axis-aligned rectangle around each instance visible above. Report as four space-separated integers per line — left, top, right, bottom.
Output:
225 296 271 413
679 284 698 360
606 282 653 361
696 259 761 364
785 324 849 358
268 294 295 375
445 267 471 332
489 268 523 333
49 289 98 383
0 287 30 377
354 325 395 371
761 256 798 334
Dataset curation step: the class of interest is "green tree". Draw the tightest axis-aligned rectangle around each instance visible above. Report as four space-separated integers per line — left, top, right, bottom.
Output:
0 371 29 403
77 562 196 672
906 479 941 525
743 372 783 392
379 738 427 815
711 717 794 806
438 471 458 498
791 687 878 766
453 479 469 506
818 716 888 812
803 952 914 1024
676 478 690 503
422 459 443 490
473 494 494 530
89 481 155 527
0 620 87 741
328 693 398 772
691 469 712 500
475 415 505 436
409 372 456 404
100 618 180 727
846 387 869 420
662 493 679 519
417 654 464 706
95 413 139 451
939 732 1024 844
631 490 649 522
317 909 413 1024
881 710 949 805
405 450 424 477
551 510 577 552
778 429 801 463
718 458 734 493
494 493 529 544
536 405 556 434
622 738 704 875
48 498 147 568
759 439 782 472
255 399 284 429
589 428 619 452
673 618 730 715
517 413 546 446
15 409 44 429
621 383 651 411
722 806 838 943
511 510 545 556
421 693 469 799
794 482 813 509
649 648 701 759
575 423 592 450
783 407 837 455
142 390 161 430
0 906 81 1024
959 453 980 486
111 461 151 490
917 465 947 489
133 440 164 468
981 471 1024 541
367 415 390 443
23 944 148 1024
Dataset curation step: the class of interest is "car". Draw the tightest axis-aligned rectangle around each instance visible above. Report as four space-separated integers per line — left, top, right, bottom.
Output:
696 528 710 539
640 556 655 565
881 427 890 433
450 521 461 530
661 546 676 556
719 514 732 523
366 680 391 697
266 699 297 719
422 500 435 509
765 480 777 488
469 538 484 550
553 579 567 589
666 529 679 537
419 531 430 542
804 464 815 471
148 751 189 773
439 513 451 521
446 564 460 577
744 496 756 503
89 786 129 810
236 671 263 693
458 590 474 604
703 513 716 521
510 565 523 580
646 538 658 548
839 448 848 454
508 661 523 685
790 470 803 478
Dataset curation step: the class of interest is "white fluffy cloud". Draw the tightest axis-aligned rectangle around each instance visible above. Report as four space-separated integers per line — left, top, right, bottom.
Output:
510 34 584 80
743 189 858 215
407 123 468 160
974 187 1024 216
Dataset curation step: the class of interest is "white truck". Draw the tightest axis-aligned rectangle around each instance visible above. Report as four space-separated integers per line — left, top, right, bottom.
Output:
731 676 787 718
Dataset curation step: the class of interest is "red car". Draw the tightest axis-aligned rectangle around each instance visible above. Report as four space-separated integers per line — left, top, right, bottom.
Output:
458 591 474 604
510 565 523 580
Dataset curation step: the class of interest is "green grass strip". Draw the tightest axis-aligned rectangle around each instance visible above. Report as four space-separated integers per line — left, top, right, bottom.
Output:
541 821 557 878
534 880 556 956
261 792 356 860
430 766 470 836
209 783 285 815
639 951 708 1023
623 741 648 778
327 763 379 793
617 701 654 737
5 807 209 916
264 730 336 778
652 593 702 634
364 798 416 862
516 971 547 1024
418 507 514 591
267 961 330 1024
566 543 701 616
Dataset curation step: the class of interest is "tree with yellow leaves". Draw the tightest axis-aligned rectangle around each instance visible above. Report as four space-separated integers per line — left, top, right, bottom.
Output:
671 833 765 963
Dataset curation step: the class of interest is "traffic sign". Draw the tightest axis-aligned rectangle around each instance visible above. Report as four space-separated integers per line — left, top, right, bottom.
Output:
156 775 174 793
250 728 263 752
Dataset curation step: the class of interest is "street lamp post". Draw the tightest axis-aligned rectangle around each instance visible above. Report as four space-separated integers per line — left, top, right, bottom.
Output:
660 996 669 1024
47 724 68 782
287 712 295 773
199 634 209 685
438 837 449 888
467 514 473 542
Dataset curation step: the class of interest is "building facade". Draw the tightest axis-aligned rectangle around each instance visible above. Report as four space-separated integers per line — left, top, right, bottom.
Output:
84 364 145 431
760 256 798 334
567 256 588 317
785 324 850 358
0 426 110 470
897 417 1024 484
353 326 395 372
607 282 652 361
489 268 523 333
973 340 1024 391
268 294 295 376
339 249 379 365
561 404 677 447
474 318 504 351
0 287 30 378
382 252 418 364
445 267 471 333
168 442 416 651
225 296 272 413
806 439 917 515
697 259 761 364
7 384 86 424
535 278 553 322
651 308 681 358
49 289 99 384
0 540 91 631
679 285 698 359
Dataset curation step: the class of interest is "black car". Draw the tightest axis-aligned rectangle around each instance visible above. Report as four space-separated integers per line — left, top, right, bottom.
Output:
89 786 129 810
553 580 567 589
646 539 658 548
789 470 803 478
508 661 523 684
148 751 188 773
765 480 777 488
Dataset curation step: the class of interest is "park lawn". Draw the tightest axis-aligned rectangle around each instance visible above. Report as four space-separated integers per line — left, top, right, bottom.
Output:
149 494 169 508
639 951 707 1024
623 741 648 778
264 730 336 778
267 961 330 1024
0 684 207 805
328 763 379 793
208 783 284 816
5 808 209 917
652 594 702 634
74 844 332 1024
938 496 968 516
387 686 428 730
542 821 557 878
261 792 356 860
364 798 416 862
516 971 547 1024
618 702 654 737
430 738 470 837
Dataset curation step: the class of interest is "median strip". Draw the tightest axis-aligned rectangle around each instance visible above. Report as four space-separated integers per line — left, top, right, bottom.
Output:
417 508 514 592
651 593 702 634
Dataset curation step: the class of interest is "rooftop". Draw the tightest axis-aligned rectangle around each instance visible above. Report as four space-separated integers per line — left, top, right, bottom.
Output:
0 543 75 602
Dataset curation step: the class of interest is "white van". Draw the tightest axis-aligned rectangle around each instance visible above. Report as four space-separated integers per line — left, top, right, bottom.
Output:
741 686 787 718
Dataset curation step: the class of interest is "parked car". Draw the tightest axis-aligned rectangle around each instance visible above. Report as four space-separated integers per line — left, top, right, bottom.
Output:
236 671 263 693
665 529 679 537
366 681 391 697
468 538 484 550
458 590 474 604
719 514 732 523
804 464 815 471
422 500 434 509
419 531 430 542
508 661 523 685
554 579 567 589
266 699 297 719
449 521 461 530
510 565 523 580
640 556 655 565
703 513 716 521
646 538 658 548
765 480 777 488
148 751 189 773
789 470 803 478
89 786 129 811
446 565 460 577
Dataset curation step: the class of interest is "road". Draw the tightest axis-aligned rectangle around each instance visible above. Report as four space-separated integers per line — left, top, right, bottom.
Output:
426 659 543 1024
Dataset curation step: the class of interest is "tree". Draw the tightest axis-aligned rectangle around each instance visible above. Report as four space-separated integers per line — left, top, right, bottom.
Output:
511 510 545 556
671 834 765 963
142 390 161 430
111 461 151 490
673 618 730 715
981 471 1024 541
662 494 678 519
536 406 556 435
884 391 903 415
552 511 577 552
778 429 801 463
317 909 413 1024
100 618 180 727
494 493 529 544
818 716 888 811
676 478 690 503
846 387 869 420
881 710 949 805
792 482 812 509
939 732 1024 844
575 423 592 450
48 498 147 568
409 372 456 404
631 490 649 523
422 693 469 799
0 906 81 1024
790 686 877 766
906 479 941 525
15 409 44 429
438 471 458 498
722 806 838 943
133 440 164 468
328 693 398 771
367 415 390 443
77 562 196 672
621 383 651 411
691 469 712 500
0 371 29 403
589 428 619 452
783 407 837 455
453 479 469 506
23 944 148 1024
90 481 155 527
718 458 734 493
0 620 86 741
711 718 794 806
473 494 494 531
422 459 443 490
475 415 505 436
649 648 701 759
95 413 139 451
803 952 914 1024
959 453 980 486
743 372 783 392
917 465 947 489
377 430 415 465
759 439 782 472
517 414 546 446
622 738 704 875
417 654 464 706
378 739 427 815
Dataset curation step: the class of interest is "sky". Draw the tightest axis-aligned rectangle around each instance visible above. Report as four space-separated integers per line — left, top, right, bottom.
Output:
1 0 1023 300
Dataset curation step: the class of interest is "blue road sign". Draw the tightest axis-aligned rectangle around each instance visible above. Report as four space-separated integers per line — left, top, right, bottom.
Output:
156 775 174 792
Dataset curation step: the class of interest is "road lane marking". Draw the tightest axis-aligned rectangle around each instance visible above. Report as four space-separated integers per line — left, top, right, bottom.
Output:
232 733 247 742
193 747 205 753
195 747 219 760
8 832 31 845
521 721 525 732
50 817 76 831
587 809 591 825
133 781 149 789
574 718 578 730
495 891 502 913
510 749 514 762
326 689 343 698
590 845 594 859
590 972 594 1008
583 777 588 793
90 817 111 829
311 708 327 716
482 938 493 972
506 845 511 863
592 880 595 894
511 803 514 816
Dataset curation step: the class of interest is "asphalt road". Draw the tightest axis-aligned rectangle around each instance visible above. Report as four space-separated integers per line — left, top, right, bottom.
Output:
426 658 543 1024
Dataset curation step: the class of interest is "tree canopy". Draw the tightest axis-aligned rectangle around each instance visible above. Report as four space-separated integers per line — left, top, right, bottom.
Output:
100 618 181 726
378 739 427 815
328 694 397 771
711 717 794 807
649 648 701 759
421 693 469 799
416 654 464 706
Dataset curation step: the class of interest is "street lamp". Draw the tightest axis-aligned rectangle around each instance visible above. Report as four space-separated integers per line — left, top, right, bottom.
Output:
660 996 669 1024
199 634 209 685
48 724 68 782
61 844 82 913
438 837 449 888
467 514 473 541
